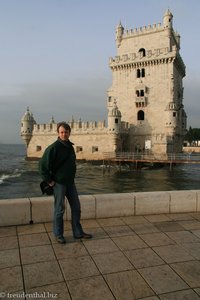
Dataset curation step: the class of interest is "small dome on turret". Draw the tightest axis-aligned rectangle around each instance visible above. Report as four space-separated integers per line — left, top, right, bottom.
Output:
164 9 173 18
21 107 35 122
111 106 121 117
109 101 121 117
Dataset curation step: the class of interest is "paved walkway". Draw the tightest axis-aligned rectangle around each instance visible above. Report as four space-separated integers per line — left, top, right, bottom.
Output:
1 213 200 300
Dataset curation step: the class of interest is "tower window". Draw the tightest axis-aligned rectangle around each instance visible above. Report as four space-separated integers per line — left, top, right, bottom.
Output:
36 145 42 151
136 68 145 78
141 68 145 77
137 110 145 120
92 146 98 153
173 112 177 117
136 89 144 97
115 118 118 124
76 146 83 152
139 48 146 57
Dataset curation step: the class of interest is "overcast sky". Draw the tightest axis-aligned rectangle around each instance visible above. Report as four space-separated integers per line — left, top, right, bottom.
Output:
0 0 199 144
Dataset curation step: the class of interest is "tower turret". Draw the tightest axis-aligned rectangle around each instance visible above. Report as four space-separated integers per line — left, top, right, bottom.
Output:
20 107 36 146
163 9 173 29
175 31 180 49
108 100 121 133
49 116 55 124
115 21 124 48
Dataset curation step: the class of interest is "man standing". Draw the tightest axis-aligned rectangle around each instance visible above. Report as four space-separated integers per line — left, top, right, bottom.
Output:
39 122 92 244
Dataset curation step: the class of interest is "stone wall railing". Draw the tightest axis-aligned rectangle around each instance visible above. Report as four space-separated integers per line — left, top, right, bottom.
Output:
0 190 199 226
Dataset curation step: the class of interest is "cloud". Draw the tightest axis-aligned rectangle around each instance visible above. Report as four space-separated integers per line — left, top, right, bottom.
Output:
0 75 110 143
21 76 109 120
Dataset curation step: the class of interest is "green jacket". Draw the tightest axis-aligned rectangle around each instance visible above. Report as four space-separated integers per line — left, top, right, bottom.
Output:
39 138 76 186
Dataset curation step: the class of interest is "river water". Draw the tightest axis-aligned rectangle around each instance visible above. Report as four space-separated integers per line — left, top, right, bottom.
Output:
0 144 200 199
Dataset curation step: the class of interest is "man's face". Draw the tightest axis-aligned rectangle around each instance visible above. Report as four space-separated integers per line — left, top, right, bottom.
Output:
58 126 70 141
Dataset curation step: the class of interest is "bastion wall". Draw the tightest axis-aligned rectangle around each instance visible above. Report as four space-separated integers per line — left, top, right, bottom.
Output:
27 131 118 160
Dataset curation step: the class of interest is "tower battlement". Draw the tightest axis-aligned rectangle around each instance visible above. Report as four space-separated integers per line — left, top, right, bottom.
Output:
33 119 107 134
123 22 163 38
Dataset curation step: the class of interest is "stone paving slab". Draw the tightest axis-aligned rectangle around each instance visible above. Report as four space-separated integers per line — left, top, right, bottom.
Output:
159 289 200 300
139 232 175 247
130 222 160 234
103 225 135 237
181 242 200 259
152 244 195 263
85 226 109 239
170 260 200 288
138 265 189 294
20 245 56 265
121 215 149 224
52 241 88 259
67 276 115 300
0 236 18 250
124 247 164 268
178 220 200 230
192 229 200 238
0 266 24 293
27 282 71 300
92 251 133 274
104 269 155 299
112 235 147 250
83 237 119 254
0 226 17 237
18 232 50 248
0 249 20 269
17 223 46 235
0 213 200 299
153 221 185 232
60 256 100 281
166 230 200 243
23 261 64 289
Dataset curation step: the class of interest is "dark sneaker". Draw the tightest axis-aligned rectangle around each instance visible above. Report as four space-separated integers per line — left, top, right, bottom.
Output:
74 232 93 239
56 235 66 244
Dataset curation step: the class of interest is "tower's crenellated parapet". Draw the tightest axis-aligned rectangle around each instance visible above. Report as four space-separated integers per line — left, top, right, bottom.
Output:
114 10 179 56
115 10 174 42
32 118 107 135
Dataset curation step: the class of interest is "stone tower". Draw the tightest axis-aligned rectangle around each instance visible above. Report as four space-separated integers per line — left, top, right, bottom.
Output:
108 10 187 156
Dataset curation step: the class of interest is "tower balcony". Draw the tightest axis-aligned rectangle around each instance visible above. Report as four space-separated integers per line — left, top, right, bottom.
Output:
135 96 147 108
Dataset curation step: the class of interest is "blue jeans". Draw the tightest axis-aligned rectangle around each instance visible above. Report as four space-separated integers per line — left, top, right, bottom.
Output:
53 183 83 238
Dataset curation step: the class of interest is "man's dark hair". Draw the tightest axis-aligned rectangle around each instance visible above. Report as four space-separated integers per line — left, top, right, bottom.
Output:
57 122 71 133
